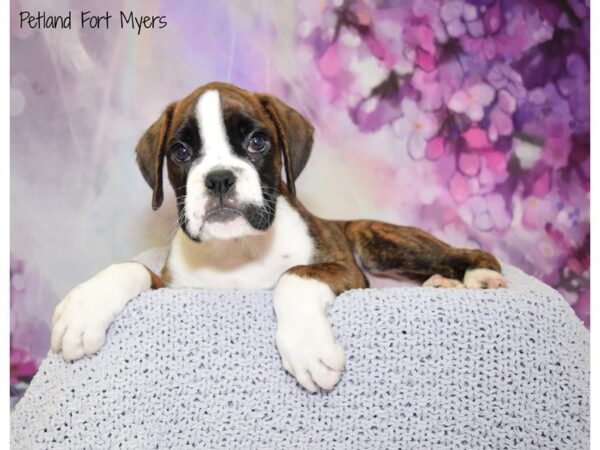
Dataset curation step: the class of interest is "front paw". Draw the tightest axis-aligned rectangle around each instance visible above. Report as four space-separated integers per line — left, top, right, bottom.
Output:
51 262 152 362
276 315 345 393
51 284 113 362
463 268 507 289
423 274 465 288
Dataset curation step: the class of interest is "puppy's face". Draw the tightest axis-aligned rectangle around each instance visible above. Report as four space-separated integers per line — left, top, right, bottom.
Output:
135 82 314 242
169 89 279 241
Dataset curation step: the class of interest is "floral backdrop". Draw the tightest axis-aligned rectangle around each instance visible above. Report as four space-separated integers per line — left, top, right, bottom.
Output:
10 0 589 405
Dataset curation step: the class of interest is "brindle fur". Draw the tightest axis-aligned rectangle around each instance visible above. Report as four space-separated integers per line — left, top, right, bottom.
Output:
136 82 502 293
285 196 500 293
343 220 500 283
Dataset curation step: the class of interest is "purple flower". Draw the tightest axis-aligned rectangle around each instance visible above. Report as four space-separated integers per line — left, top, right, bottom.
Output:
486 63 527 102
412 68 443 111
488 90 516 142
557 53 590 129
512 29 578 90
448 83 495 122
10 346 37 385
440 1 485 38
517 82 572 139
440 1 468 37
350 71 415 132
392 99 439 160
463 193 511 231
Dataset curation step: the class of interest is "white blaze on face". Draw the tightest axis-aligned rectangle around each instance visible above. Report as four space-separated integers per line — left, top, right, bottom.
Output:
185 90 265 241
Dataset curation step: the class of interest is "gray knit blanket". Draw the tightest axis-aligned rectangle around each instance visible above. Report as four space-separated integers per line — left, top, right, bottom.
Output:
11 264 589 449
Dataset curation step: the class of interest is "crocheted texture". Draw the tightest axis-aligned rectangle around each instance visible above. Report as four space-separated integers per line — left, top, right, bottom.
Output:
11 265 589 449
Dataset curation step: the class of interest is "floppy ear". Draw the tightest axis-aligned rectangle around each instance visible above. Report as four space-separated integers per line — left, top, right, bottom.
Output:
259 94 314 196
135 103 176 210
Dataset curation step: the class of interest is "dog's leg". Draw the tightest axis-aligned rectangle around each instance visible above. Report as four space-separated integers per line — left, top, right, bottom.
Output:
344 220 507 289
51 262 164 362
274 262 362 392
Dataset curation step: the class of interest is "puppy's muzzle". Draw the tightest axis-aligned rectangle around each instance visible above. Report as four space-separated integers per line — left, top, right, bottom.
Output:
205 169 236 196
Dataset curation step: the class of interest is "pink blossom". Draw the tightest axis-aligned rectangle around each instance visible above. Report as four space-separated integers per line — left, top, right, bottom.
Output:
404 24 436 71
440 1 466 37
532 171 551 197
415 47 436 72
462 126 491 150
363 31 388 61
448 83 495 122
488 90 516 142
440 1 485 38
392 99 439 160
574 289 590 328
477 151 509 193
10 347 37 385
542 136 571 170
458 152 480 176
411 0 449 42
486 64 527 101
426 136 445 160
464 193 511 231
449 172 470 203
483 0 503 34
412 68 443 111
521 196 555 230
317 45 341 78
483 151 507 173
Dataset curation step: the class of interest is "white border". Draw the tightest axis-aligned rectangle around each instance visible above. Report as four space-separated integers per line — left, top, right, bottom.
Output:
0 1 594 447
1 0 11 445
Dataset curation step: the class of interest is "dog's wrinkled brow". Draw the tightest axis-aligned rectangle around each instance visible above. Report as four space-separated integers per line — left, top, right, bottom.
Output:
169 115 200 147
227 110 270 134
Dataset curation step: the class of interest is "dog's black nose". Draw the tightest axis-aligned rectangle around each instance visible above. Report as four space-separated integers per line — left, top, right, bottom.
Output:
205 170 236 195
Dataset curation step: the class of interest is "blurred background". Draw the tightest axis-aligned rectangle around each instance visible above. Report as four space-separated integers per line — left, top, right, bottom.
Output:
10 0 589 404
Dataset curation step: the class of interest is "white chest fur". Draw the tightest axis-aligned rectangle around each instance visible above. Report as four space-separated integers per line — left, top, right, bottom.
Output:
166 197 315 289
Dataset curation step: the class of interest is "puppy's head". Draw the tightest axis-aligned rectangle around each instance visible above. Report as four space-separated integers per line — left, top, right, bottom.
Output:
136 82 314 242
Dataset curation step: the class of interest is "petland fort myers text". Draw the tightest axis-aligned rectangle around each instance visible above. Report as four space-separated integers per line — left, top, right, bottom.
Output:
19 10 167 35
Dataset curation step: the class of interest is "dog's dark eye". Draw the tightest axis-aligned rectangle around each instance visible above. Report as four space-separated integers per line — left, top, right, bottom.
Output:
172 144 191 162
248 134 268 153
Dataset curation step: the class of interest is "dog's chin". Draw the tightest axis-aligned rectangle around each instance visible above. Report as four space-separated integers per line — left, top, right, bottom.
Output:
184 206 270 242
201 215 264 241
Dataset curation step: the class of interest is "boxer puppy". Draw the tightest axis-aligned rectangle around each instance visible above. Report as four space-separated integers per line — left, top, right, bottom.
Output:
51 82 506 392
